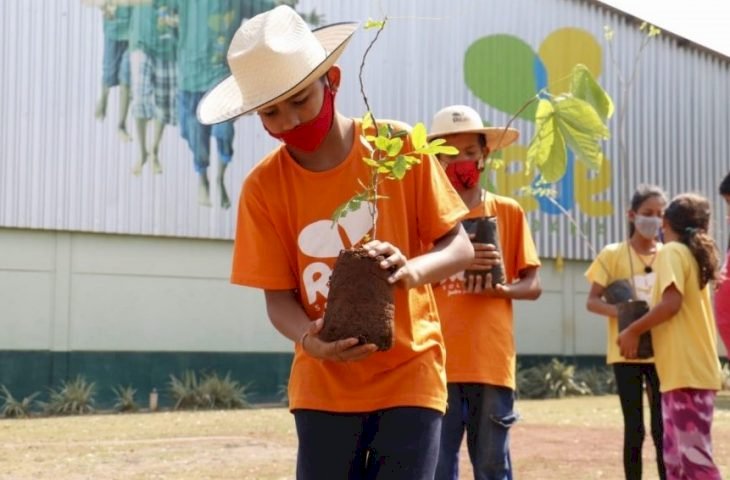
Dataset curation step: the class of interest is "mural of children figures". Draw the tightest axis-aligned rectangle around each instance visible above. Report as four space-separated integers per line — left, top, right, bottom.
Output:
127 0 178 175
94 3 133 142
175 0 274 208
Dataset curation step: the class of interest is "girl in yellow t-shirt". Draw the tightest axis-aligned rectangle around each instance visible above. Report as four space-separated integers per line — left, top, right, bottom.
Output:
618 193 723 480
586 184 667 480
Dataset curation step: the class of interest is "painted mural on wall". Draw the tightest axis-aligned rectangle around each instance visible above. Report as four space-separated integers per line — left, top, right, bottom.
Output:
465 28 614 241
89 0 280 209
2 0 725 257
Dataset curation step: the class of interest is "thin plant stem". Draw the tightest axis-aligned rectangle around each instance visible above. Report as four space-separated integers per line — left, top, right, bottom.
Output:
358 17 388 241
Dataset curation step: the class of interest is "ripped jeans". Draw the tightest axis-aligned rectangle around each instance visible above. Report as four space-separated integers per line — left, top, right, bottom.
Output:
436 383 518 480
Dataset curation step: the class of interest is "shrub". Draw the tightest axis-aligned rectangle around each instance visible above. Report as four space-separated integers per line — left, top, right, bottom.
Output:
574 366 616 396
517 359 592 399
41 375 95 415
198 372 249 409
169 370 250 410
169 370 203 410
111 385 139 413
1 385 39 419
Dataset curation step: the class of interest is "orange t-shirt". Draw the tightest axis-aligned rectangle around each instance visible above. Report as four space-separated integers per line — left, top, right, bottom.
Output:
433 192 541 389
231 120 468 413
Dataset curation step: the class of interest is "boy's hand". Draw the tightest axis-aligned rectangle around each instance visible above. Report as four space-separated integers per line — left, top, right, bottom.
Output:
465 272 512 298
468 242 501 272
300 319 378 362
363 239 416 288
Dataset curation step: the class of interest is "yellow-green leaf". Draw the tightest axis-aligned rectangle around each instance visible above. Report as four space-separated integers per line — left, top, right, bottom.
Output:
362 157 379 168
374 136 390 152
362 112 374 131
553 96 608 170
526 99 556 175
539 128 567 183
411 123 427 150
569 64 614 121
364 18 385 30
386 137 404 157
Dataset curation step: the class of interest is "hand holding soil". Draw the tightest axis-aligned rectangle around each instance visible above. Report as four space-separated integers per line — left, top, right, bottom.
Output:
362 239 413 287
302 319 378 362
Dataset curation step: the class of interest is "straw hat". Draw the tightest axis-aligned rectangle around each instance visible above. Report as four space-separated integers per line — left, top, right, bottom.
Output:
427 105 519 150
197 5 358 125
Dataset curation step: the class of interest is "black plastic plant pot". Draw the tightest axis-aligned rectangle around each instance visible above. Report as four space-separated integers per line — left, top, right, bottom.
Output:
603 279 636 305
617 299 653 359
463 216 505 287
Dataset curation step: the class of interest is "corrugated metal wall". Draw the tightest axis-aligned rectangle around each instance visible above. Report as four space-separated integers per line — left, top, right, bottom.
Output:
1 0 728 259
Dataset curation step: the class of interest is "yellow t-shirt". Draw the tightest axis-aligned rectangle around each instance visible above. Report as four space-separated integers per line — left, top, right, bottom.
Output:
433 193 541 389
650 242 722 392
585 242 662 364
230 120 469 413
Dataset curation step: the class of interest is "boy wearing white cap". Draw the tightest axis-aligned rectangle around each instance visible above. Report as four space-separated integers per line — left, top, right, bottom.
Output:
198 6 474 479
428 105 542 480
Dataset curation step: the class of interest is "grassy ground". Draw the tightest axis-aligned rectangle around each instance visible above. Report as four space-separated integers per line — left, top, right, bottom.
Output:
0 393 728 479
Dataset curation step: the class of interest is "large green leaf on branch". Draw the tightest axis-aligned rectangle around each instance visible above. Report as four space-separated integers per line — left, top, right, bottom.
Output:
526 99 567 182
569 64 614 122
553 96 609 170
411 123 428 150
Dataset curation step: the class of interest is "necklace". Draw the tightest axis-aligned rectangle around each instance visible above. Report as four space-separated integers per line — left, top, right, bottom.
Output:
630 243 657 274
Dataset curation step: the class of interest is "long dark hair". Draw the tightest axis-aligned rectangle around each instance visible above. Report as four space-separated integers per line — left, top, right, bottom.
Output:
664 193 720 288
628 184 667 237
720 170 730 250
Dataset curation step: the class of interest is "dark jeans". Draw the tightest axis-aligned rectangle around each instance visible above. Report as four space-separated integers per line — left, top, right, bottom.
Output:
613 363 666 480
293 407 442 480
436 383 518 480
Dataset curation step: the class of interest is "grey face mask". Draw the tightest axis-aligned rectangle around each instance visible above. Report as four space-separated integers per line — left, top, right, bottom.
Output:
634 215 662 240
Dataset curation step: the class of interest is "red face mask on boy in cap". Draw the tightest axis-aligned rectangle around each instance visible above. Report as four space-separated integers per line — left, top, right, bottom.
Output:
265 85 336 152
445 160 480 191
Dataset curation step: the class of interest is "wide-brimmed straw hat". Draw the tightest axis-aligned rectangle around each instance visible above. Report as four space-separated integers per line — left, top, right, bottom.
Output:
427 105 519 151
197 5 358 125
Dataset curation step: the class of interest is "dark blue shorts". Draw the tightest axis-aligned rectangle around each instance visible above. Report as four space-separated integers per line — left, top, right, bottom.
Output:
293 406 442 480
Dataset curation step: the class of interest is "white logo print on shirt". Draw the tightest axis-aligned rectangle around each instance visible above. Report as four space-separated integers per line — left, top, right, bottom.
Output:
297 202 376 311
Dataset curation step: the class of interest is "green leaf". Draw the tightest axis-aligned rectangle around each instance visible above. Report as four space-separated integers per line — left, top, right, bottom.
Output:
553 96 608 170
526 99 566 178
538 127 567 183
386 137 404 157
364 18 385 30
402 155 421 166
411 123 428 150
569 64 614 121
362 112 374 131
348 199 361 212
362 157 379 168
378 124 391 138
391 155 408 180
415 142 458 156
374 136 390 152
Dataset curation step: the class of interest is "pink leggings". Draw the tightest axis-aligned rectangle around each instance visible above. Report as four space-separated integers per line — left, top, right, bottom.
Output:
662 388 721 480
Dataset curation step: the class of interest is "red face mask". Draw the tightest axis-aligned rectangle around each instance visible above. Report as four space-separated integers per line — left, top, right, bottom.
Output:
445 160 480 191
265 85 335 152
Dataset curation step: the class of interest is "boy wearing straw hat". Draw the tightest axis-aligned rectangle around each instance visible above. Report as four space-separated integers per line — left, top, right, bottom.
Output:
428 105 542 480
198 6 474 479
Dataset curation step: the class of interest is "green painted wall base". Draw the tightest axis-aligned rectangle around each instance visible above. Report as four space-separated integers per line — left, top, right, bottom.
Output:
0 351 294 408
7 352 723 411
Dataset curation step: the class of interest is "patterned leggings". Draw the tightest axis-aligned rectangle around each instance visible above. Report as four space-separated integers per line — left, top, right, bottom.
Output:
662 388 721 480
